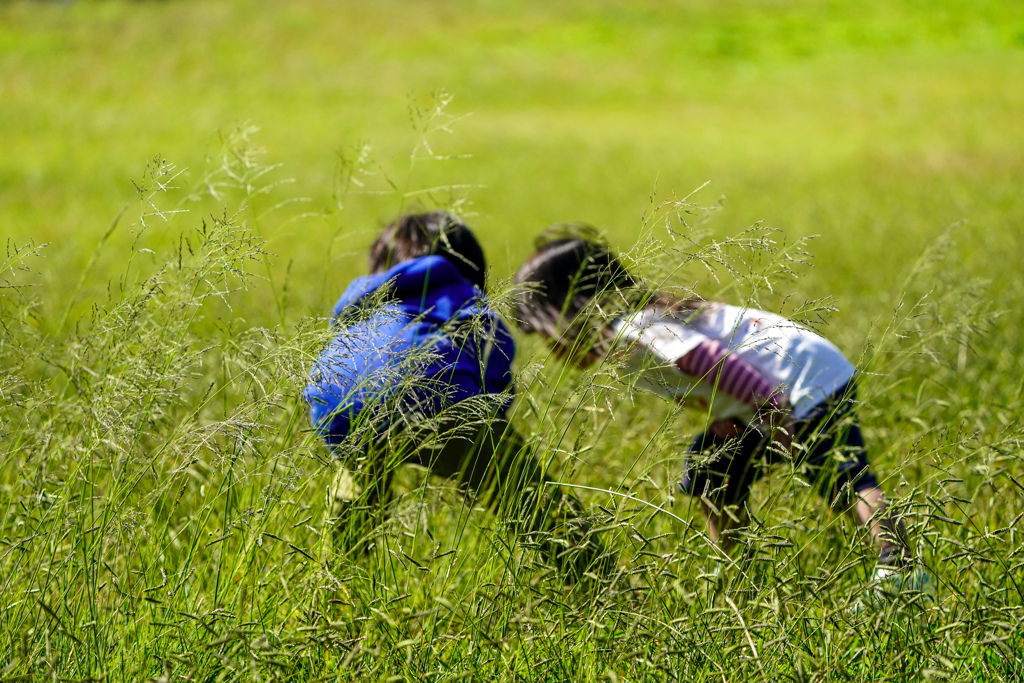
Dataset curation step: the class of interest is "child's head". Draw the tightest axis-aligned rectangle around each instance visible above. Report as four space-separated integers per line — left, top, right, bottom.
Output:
369 211 487 290
513 224 636 362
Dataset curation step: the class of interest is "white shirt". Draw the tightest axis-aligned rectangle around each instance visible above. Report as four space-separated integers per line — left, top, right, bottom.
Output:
613 304 856 421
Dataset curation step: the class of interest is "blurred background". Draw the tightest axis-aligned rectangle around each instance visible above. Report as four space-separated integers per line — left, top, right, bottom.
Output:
3 0 1022 329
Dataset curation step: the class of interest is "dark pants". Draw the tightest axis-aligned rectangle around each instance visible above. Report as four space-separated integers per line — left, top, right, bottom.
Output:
679 381 879 508
326 412 609 581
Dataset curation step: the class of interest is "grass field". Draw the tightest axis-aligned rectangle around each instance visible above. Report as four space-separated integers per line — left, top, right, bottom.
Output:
3 0 1024 680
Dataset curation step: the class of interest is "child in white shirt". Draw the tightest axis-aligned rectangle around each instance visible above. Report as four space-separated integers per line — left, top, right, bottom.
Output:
513 228 915 579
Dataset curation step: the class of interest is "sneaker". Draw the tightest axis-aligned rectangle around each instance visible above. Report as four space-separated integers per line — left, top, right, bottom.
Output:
697 561 723 584
849 560 931 614
873 563 931 597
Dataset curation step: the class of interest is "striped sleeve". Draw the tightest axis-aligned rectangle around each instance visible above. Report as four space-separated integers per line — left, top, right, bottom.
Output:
675 339 783 409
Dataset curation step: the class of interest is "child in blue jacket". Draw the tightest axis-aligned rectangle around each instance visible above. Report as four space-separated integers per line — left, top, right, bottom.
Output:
305 212 608 580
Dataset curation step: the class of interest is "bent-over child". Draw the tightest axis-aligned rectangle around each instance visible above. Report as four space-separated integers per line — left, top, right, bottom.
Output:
305 212 609 581
512 226 920 586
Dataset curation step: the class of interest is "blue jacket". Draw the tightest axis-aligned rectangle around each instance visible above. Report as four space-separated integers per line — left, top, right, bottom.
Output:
304 255 515 445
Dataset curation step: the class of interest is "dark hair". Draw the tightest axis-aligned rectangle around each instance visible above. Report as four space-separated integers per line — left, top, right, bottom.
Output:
514 224 703 361
513 224 638 358
369 211 487 290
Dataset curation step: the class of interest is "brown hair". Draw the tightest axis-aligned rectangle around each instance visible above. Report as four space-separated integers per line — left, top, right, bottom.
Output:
369 211 487 290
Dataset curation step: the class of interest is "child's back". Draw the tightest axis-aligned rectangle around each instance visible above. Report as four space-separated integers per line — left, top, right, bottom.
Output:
615 303 856 421
306 254 514 444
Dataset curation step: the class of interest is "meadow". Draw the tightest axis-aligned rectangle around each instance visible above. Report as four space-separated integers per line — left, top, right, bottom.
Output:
2 0 1024 680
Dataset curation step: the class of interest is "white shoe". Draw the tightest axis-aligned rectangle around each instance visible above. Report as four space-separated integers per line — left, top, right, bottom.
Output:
872 564 932 598
849 564 931 614
697 562 723 584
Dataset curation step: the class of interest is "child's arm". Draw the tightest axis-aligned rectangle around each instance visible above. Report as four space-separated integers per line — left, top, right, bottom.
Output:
677 340 792 449
676 340 785 411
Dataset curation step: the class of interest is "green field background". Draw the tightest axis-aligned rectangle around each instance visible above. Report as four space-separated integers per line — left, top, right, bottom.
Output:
3 1 1024 680
5 0 1023 314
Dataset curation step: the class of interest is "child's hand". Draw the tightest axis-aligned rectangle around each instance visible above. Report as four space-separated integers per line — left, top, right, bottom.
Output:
709 418 744 440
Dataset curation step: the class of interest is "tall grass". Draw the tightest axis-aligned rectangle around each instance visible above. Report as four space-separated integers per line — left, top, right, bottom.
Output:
3 115 1024 682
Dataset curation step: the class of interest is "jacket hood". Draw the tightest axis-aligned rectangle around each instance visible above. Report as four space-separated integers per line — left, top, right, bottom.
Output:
332 255 480 321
